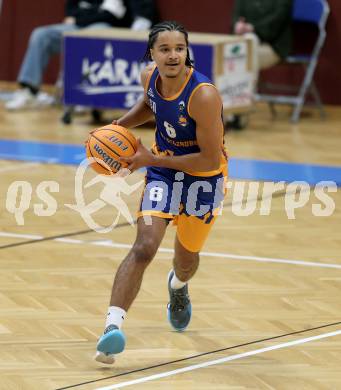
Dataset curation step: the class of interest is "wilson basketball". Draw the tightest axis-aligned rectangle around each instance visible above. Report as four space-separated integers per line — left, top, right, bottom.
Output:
86 124 137 175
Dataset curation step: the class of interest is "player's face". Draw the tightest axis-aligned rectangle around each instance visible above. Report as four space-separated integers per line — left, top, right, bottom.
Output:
150 31 188 78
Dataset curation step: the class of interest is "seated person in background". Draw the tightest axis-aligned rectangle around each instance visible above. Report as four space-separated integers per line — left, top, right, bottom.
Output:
6 0 157 111
232 0 292 82
228 0 292 129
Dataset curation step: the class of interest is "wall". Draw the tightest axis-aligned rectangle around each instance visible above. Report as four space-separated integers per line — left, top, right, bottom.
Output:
0 0 64 84
0 0 340 104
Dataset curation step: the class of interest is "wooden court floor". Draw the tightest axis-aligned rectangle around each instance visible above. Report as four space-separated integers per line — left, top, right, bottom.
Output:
0 101 341 389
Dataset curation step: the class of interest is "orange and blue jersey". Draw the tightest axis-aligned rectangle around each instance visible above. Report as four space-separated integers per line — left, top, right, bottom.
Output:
145 65 227 177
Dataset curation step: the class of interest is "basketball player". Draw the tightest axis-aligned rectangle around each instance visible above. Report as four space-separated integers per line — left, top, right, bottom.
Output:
95 20 228 364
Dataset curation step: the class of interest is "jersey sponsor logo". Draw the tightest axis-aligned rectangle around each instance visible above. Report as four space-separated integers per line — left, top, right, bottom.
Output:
149 98 156 113
178 114 188 127
178 100 186 112
159 131 198 148
147 87 155 98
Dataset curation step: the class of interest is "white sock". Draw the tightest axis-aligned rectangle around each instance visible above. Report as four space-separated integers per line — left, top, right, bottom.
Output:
105 306 126 329
170 270 187 289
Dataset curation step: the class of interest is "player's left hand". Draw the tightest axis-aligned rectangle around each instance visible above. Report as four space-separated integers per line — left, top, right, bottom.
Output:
119 138 155 172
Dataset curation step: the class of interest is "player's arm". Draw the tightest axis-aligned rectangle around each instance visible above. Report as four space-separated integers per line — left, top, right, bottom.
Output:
114 65 155 129
121 85 224 172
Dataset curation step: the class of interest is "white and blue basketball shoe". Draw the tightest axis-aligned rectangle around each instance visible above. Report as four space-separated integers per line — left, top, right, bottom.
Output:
95 324 126 364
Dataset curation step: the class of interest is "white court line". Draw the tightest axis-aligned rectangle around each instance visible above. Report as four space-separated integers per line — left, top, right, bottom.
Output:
54 238 83 244
88 241 341 270
0 232 43 240
1 231 341 270
95 329 341 389
199 250 341 269
0 161 40 173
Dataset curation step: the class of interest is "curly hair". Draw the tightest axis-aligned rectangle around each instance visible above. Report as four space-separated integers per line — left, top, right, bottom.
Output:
143 20 193 67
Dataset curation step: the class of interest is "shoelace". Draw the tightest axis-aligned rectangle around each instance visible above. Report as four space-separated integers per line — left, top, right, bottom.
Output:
104 324 118 334
170 291 189 312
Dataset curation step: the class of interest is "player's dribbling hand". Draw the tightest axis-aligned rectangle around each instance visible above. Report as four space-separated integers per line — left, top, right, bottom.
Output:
119 138 155 172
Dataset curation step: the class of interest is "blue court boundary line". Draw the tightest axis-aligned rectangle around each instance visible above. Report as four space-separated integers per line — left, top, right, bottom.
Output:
0 139 340 186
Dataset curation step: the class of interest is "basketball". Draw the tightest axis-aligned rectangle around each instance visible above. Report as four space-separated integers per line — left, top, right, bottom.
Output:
86 124 137 175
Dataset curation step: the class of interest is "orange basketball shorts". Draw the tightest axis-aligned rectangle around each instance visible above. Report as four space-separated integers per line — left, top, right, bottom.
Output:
137 166 227 252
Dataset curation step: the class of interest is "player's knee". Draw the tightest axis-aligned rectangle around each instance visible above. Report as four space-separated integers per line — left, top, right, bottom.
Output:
175 253 199 271
130 240 158 266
